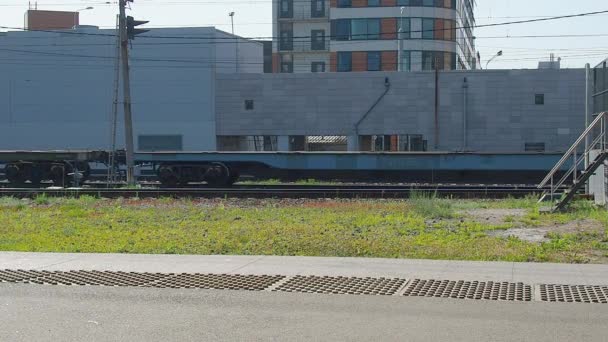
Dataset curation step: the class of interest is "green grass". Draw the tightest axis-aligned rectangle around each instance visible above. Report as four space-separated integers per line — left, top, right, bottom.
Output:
0 196 606 263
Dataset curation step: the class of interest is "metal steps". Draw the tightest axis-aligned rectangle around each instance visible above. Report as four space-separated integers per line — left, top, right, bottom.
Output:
538 111 607 212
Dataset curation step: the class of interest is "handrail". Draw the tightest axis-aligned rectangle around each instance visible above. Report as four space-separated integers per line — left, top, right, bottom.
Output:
539 111 606 188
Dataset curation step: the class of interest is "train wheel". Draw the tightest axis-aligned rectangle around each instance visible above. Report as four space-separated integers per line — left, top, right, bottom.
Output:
50 164 69 187
5 163 25 186
158 165 179 187
204 162 231 187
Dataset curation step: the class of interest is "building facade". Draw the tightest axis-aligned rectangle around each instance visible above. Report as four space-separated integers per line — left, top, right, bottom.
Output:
272 0 477 73
216 69 586 153
0 27 262 152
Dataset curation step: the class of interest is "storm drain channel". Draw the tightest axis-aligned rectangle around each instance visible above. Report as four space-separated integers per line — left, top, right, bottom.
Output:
1 269 607 303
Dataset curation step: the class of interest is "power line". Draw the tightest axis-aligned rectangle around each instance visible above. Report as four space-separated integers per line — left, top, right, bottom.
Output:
2 9 608 41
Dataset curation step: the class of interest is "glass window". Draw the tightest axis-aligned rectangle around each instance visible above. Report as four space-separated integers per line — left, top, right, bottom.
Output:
535 94 545 105
337 52 352 72
279 0 292 18
244 100 254 110
367 52 381 71
422 51 435 70
279 30 293 51
367 19 380 40
311 62 326 72
332 19 351 41
338 0 351 7
398 18 411 39
280 54 293 73
423 0 434 6
351 19 367 40
400 50 411 71
422 18 434 39
368 0 380 6
311 0 325 18
311 30 325 50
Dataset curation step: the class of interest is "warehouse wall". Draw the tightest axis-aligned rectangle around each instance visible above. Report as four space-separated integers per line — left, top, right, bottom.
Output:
216 69 586 152
0 27 262 152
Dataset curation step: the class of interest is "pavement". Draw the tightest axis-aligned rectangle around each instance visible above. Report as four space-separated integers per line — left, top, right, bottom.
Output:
1 251 608 285
1 252 608 341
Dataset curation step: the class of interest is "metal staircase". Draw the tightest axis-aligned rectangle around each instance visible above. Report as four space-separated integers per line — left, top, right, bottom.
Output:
538 111 607 211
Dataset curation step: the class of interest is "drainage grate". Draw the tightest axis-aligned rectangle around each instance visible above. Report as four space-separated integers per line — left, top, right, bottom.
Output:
0 269 48 283
539 284 608 303
272 275 407 296
148 273 284 291
403 279 532 301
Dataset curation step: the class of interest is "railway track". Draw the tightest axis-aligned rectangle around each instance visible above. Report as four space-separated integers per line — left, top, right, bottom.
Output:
0 184 555 199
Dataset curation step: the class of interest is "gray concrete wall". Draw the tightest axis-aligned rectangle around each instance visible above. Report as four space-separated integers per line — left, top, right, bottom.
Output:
216 69 586 152
0 27 262 152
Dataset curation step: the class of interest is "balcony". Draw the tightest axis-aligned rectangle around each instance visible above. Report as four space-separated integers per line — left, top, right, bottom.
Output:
278 7 328 22
279 39 330 53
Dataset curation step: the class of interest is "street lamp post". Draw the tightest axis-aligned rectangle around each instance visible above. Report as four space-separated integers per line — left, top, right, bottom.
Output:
398 7 405 71
73 7 94 28
485 50 503 69
228 12 239 73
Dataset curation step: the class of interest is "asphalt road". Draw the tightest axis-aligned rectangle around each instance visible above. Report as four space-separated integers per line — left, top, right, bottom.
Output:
1 284 606 342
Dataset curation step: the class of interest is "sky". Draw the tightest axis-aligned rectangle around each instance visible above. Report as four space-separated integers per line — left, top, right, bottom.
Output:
0 0 607 69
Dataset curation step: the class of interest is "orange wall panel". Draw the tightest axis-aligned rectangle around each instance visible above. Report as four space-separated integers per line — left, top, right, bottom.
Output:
330 0 338 8
381 51 397 71
352 0 367 7
272 53 281 73
352 52 368 72
381 18 397 40
381 0 397 6
330 52 338 72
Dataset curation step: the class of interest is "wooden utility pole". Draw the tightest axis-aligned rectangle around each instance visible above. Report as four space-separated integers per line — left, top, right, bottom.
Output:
119 0 136 185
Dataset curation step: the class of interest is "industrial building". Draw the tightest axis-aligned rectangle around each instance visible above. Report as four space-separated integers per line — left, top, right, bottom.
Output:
271 0 478 73
0 26 262 151
0 21 596 158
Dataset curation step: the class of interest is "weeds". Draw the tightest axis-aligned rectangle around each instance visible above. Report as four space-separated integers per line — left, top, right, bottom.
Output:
0 197 605 263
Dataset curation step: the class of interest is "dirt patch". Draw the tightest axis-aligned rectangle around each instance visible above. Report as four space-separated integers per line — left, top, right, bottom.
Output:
462 208 527 226
490 219 605 242
462 208 605 243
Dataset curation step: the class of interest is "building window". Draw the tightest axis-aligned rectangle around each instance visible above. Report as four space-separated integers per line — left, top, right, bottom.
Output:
337 0 351 7
422 51 435 70
311 0 325 18
244 100 254 110
367 51 381 71
337 52 352 72
422 18 434 39
332 19 351 41
400 50 411 71
311 30 326 50
281 54 293 73
525 142 545 152
311 62 326 72
398 18 411 39
368 0 380 6
279 23 293 51
279 0 293 18
138 135 183 152
535 94 545 105
351 19 380 40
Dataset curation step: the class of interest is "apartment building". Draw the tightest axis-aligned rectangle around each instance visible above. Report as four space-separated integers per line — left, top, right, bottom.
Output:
272 0 478 73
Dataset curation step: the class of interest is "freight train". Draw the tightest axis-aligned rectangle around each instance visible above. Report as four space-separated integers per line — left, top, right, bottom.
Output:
0 150 569 187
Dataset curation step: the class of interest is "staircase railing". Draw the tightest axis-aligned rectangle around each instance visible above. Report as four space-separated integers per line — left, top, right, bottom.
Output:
538 111 607 202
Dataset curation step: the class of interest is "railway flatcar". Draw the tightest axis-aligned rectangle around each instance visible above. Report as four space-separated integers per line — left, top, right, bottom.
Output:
0 150 570 187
